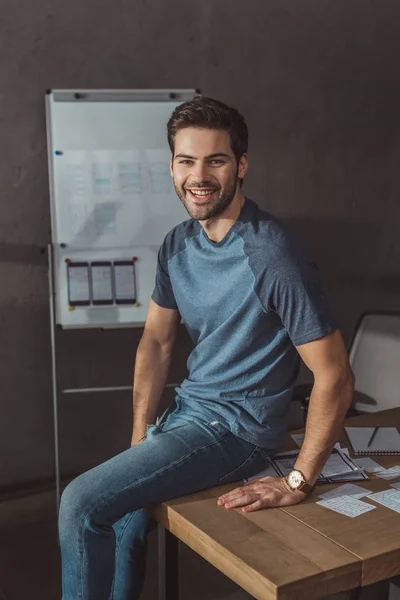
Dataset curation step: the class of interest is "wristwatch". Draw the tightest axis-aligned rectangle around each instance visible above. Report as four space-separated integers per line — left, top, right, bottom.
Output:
286 469 313 494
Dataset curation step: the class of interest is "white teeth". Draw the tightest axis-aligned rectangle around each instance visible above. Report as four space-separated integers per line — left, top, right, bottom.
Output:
190 190 215 197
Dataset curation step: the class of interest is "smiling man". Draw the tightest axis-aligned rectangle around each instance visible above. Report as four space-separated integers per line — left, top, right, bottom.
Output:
59 96 354 600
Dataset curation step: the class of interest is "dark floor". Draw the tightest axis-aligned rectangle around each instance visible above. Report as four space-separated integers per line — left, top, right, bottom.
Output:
0 488 254 600
0 489 391 600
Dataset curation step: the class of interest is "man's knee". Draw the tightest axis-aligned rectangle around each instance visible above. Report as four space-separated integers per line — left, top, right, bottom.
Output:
114 509 156 551
59 473 93 539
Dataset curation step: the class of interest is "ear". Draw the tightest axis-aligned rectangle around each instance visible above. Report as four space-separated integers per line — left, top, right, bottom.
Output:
170 155 174 177
237 154 248 180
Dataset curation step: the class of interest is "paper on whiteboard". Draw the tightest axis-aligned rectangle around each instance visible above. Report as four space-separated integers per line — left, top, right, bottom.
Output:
146 149 174 194
67 264 90 303
54 149 186 248
114 264 136 301
91 264 113 302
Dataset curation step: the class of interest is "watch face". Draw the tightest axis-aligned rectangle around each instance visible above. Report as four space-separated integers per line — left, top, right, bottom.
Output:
288 470 304 489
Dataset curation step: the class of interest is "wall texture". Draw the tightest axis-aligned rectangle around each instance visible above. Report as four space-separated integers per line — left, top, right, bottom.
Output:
1 0 399 488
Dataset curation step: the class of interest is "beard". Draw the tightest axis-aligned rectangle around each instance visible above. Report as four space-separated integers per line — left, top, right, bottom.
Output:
173 175 239 221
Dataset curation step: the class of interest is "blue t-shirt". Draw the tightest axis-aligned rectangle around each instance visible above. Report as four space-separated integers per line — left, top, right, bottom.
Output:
151 197 337 450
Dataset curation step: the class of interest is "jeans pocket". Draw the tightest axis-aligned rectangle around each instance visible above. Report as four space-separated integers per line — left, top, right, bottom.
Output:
156 398 181 430
218 447 269 485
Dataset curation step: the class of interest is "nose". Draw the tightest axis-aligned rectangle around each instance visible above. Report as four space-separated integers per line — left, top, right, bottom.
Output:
191 161 210 184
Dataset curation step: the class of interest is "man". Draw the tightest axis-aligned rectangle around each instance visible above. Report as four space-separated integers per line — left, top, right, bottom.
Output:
59 96 354 600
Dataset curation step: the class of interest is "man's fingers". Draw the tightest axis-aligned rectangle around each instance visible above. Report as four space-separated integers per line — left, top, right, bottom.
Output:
218 486 276 509
218 485 281 510
242 499 264 512
218 485 256 505
223 493 257 509
217 477 307 512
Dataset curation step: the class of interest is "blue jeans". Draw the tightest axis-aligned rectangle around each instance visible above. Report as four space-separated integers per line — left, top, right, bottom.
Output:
59 397 272 599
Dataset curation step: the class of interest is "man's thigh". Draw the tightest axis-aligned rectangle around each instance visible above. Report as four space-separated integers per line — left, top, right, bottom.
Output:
61 411 269 526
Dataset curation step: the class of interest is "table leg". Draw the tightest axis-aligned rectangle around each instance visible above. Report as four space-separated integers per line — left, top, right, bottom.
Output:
158 523 179 600
389 576 400 600
349 587 361 600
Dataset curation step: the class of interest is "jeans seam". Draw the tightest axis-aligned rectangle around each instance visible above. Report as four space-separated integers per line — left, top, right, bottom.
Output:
218 446 260 484
259 447 273 460
78 429 232 594
109 511 138 599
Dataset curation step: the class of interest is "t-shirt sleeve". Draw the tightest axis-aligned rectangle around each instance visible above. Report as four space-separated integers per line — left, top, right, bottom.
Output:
266 242 338 346
151 241 178 310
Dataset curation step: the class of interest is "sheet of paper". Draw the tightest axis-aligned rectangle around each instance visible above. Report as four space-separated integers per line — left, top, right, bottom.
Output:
56 149 188 248
94 202 118 236
114 263 136 301
345 426 400 454
274 443 341 458
318 483 372 500
67 264 90 304
146 149 174 194
91 263 113 302
272 446 362 482
354 457 385 473
391 482 400 490
328 470 368 482
273 456 297 476
118 161 142 194
368 489 400 513
320 448 359 477
291 433 305 447
317 496 376 518
374 466 400 480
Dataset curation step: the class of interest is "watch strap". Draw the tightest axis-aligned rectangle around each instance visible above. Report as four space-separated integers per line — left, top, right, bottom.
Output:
286 469 314 494
298 480 314 494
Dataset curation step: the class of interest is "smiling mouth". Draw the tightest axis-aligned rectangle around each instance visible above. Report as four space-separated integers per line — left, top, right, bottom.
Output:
186 188 218 202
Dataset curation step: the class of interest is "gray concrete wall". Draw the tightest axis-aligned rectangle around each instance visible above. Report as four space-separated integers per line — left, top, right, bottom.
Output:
1 0 399 488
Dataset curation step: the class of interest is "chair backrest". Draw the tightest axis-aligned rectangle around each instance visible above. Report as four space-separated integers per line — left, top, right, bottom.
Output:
349 313 400 413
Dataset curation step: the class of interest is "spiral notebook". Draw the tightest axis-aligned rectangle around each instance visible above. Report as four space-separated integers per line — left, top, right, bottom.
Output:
345 427 400 456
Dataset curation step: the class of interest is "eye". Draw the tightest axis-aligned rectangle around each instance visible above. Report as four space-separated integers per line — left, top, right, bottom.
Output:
209 159 224 166
179 159 193 165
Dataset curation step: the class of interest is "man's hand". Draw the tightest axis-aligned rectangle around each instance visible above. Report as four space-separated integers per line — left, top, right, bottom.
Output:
217 476 308 513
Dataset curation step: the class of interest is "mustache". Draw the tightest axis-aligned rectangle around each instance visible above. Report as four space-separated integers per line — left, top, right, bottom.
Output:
185 181 219 189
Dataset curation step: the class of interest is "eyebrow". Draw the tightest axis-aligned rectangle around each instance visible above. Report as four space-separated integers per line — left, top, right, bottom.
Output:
174 153 231 160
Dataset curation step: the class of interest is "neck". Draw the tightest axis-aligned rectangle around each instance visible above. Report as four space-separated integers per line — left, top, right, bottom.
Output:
200 192 246 243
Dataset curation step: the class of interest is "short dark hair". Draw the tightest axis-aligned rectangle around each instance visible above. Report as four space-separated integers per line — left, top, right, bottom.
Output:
167 96 248 164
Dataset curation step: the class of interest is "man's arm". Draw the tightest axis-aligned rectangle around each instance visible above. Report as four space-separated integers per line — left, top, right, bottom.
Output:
217 329 354 512
131 299 181 446
293 329 354 483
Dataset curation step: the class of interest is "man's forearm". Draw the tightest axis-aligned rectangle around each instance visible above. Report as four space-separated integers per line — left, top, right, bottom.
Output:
131 333 173 443
294 370 354 484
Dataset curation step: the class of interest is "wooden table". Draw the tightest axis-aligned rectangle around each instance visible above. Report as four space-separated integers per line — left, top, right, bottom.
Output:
149 408 400 600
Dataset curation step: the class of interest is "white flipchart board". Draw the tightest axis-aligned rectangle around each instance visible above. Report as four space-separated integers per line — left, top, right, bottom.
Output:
46 89 195 329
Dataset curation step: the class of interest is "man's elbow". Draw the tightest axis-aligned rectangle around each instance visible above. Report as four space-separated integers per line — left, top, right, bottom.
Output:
316 364 355 408
338 364 355 409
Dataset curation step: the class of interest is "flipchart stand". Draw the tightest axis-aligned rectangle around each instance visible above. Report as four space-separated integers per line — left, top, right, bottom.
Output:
48 243 182 600
47 243 180 512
